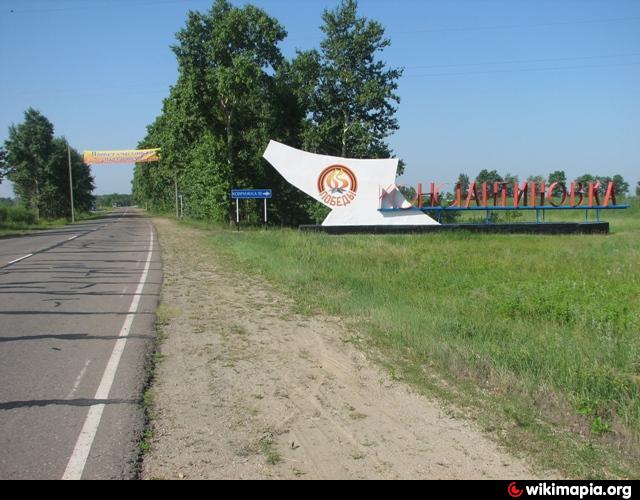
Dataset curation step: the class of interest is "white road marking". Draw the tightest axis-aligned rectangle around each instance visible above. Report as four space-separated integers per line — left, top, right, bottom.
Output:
66 360 92 400
62 225 154 481
7 253 33 265
67 235 79 241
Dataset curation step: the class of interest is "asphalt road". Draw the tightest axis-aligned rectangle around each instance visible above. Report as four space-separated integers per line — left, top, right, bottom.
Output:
0 208 161 479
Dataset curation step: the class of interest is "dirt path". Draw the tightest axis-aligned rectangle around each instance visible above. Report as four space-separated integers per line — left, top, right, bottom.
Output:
142 218 535 480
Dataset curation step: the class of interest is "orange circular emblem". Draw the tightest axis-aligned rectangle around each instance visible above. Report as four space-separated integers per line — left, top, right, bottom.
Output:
317 165 358 207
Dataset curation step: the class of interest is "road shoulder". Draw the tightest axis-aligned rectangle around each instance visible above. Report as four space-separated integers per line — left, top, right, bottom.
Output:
142 217 535 480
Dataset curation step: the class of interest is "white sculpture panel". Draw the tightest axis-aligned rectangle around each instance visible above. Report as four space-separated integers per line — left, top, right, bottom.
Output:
263 140 438 226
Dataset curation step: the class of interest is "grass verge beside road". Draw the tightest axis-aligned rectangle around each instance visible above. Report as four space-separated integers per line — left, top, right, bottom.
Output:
0 209 110 237
180 206 639 478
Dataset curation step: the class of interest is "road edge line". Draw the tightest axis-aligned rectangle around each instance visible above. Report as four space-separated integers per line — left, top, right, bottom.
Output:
62 224 155 480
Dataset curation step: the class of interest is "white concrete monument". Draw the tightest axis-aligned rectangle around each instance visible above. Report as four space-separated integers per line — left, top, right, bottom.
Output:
263 140 438 226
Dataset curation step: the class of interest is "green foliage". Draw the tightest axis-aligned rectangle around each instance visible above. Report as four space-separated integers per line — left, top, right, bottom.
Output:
475 169 503 185
96 193 133 208
0 205 38 225
133 0 312 225
4 108 54 214
527 174 545 185
40 138 95 218
612 175 629 196
426 191 461 223
202 206 640 475
303 198 331 224
502 173 519 196
575 173 596 186
301 0 403 169
574 173 629 196
457 173 470 194
548 170 567 184
133 1 408 222
3 109 94 219
591 417 611 435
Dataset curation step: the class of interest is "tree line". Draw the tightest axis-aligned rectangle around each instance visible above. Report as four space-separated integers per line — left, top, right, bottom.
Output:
96 193 134 208
457 170 630 197
132 0 402 225
0 108 95 220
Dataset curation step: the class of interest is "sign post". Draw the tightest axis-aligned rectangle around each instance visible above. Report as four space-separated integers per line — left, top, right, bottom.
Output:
231 189 273 232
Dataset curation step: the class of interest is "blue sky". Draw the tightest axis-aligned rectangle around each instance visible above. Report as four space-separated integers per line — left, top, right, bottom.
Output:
1 0 639 197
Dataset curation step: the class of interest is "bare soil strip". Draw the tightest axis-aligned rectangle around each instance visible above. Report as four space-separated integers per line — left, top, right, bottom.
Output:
142 218 535 479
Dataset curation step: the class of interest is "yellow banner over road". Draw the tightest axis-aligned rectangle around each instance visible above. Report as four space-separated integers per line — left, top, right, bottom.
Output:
83 149 161 164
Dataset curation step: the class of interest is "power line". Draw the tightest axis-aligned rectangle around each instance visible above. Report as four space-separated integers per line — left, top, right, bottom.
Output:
7 3 640 36
4 0 203 14
406 61 640 78
393 16 640 35
405 52 640 70
286 15 640 43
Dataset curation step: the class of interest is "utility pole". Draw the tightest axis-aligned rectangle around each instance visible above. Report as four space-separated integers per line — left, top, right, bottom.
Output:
67 141 75 224
175 175 179 219
34 178 39 222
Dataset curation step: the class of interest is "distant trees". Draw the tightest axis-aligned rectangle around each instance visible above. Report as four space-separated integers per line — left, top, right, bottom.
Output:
548 170 566 184
574 174 595 187
574 174 629 196
96 193 133 208
453 169 631 199
611 175 629 196
475 169 503 186
636 181 640 197
527 174 545 185
456 173 470 194
502 173 519 196
3 108 94 219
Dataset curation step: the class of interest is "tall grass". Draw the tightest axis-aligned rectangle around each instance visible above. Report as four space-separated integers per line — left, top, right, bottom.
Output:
0 205 90 235
0 205 38 226
193 205 639 476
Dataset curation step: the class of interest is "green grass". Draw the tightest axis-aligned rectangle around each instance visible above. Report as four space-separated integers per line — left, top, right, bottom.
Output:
0 209 111 237
0 219 67 237
181 203 640 478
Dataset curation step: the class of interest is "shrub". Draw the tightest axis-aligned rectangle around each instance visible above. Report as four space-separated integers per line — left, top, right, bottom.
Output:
0 205 38 226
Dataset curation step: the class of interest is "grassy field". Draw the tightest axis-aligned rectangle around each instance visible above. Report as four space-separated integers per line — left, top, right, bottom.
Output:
185 201 639 478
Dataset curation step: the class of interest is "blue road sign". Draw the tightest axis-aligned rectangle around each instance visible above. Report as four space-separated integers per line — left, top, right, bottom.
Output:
231 189 272 199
